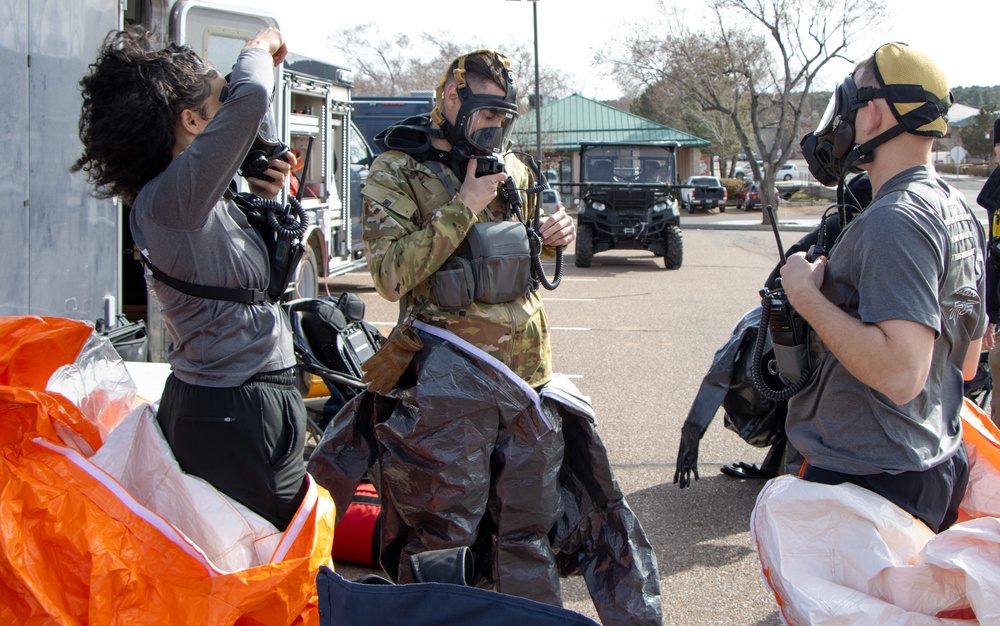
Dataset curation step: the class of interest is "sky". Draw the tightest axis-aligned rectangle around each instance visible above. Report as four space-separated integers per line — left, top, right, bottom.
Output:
235 0 994 101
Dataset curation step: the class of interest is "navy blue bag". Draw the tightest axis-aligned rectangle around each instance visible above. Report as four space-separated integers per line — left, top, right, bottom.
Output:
316 566 599 625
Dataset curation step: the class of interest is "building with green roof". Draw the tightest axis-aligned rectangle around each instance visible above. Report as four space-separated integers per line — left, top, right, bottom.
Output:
511 93 711 190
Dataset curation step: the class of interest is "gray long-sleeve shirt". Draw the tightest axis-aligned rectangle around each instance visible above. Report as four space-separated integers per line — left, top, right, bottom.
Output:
131 47 294 387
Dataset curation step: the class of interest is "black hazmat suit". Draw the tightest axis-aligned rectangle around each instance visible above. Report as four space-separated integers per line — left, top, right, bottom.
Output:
309 325 662 626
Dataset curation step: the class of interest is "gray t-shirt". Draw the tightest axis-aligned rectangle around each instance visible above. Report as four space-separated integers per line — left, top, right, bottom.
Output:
131 47 294 387
786 165 987 475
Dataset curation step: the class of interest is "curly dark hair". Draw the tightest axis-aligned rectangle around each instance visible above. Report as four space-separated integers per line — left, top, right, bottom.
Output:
72 26 216 204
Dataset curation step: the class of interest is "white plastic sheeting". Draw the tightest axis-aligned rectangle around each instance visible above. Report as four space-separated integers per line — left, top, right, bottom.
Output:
753 401 1000 625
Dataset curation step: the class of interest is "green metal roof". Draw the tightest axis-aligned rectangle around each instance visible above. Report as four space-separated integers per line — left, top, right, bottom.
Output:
512 93 711 150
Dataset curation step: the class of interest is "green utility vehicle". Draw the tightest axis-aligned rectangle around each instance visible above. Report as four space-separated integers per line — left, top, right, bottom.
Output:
574 142 683 269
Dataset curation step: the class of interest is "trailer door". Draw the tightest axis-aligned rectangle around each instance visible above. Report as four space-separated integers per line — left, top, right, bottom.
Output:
170 1 277 74
2 0 121 319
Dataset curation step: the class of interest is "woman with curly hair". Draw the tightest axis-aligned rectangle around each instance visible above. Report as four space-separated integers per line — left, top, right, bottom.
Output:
74 26 307 530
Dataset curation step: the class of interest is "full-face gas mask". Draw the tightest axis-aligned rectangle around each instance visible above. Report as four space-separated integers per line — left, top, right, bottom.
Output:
238 106 289 182
801 42 953 187
219 73 290 183
430 51 519 178
800 75 876 186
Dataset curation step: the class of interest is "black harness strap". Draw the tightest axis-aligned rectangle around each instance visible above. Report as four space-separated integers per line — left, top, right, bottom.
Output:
139 253 268 305
139 184 272 306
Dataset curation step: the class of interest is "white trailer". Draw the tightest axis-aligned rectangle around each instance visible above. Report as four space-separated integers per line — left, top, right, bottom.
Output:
3 0 367 361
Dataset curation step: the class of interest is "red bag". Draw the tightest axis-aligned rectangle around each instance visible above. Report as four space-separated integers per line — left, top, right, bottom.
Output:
332 481 381 566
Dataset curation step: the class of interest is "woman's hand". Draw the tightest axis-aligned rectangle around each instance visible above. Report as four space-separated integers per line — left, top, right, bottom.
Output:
247 151 297 199
244 27 287 66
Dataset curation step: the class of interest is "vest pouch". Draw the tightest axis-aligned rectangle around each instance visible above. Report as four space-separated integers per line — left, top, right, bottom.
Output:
466 221 532 304
432 257 475 309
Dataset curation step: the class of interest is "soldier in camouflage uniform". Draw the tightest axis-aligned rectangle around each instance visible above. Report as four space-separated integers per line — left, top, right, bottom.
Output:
359 49 574 604
363 149 555 386
311 50 662 624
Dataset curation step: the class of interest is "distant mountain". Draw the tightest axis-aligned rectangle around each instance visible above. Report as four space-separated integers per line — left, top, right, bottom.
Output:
951 86 1000 110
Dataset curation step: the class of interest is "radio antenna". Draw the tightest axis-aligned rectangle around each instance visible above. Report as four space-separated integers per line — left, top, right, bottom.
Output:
764 205 785 266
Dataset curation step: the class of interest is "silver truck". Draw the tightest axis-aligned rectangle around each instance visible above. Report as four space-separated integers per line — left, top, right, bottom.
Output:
680 176 727 213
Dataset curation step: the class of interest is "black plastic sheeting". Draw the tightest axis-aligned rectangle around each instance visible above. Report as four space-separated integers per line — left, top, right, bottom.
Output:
308 331 662 626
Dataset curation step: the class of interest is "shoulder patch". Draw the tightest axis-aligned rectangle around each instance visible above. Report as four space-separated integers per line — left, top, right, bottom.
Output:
363 183 419 220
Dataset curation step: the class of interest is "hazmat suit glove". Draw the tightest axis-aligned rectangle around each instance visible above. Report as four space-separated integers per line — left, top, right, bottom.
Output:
673 422 703 489
361 323 423 396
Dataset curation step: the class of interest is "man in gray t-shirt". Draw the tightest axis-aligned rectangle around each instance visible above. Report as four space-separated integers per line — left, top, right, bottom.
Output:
787 43 987 532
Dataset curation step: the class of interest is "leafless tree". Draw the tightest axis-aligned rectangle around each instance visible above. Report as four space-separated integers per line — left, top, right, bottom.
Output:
328 25 576 112
329 23 416 95
600 0 886 221
633 81 746 176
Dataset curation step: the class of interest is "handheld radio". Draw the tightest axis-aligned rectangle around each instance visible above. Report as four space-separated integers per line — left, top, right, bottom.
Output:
753 205 812 401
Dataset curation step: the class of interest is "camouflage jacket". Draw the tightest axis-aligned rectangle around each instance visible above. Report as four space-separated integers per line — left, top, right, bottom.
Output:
361 150 552 387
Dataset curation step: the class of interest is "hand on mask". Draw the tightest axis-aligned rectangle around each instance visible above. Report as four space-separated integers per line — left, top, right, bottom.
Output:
459 159 507 215
247 151 297 199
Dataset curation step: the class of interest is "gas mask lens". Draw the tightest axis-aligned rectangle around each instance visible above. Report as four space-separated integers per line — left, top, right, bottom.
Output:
800 75 868 187
464 107 518 155
255 106 282 147
814 89 840 136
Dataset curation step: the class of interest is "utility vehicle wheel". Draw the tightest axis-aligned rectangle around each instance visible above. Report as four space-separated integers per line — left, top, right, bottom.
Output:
686 204 693 214
293 246 320 299
575 224 594 267
720 206 726 213
662 225 683 269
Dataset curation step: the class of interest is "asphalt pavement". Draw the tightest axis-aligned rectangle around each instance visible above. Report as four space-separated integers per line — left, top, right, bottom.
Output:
320 171 993 625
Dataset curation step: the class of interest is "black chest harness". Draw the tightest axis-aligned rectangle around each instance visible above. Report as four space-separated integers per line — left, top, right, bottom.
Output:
140 186 309 305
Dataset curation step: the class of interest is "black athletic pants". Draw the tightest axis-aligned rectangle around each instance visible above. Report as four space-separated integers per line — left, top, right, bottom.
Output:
802 443 970 533
156 368 308 530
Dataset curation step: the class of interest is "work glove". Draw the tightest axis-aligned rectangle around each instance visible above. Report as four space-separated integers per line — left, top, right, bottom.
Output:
361 323 423 395
673 422 704 489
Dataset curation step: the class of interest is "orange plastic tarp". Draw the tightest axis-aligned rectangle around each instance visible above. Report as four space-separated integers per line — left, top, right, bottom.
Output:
0 316 335 625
